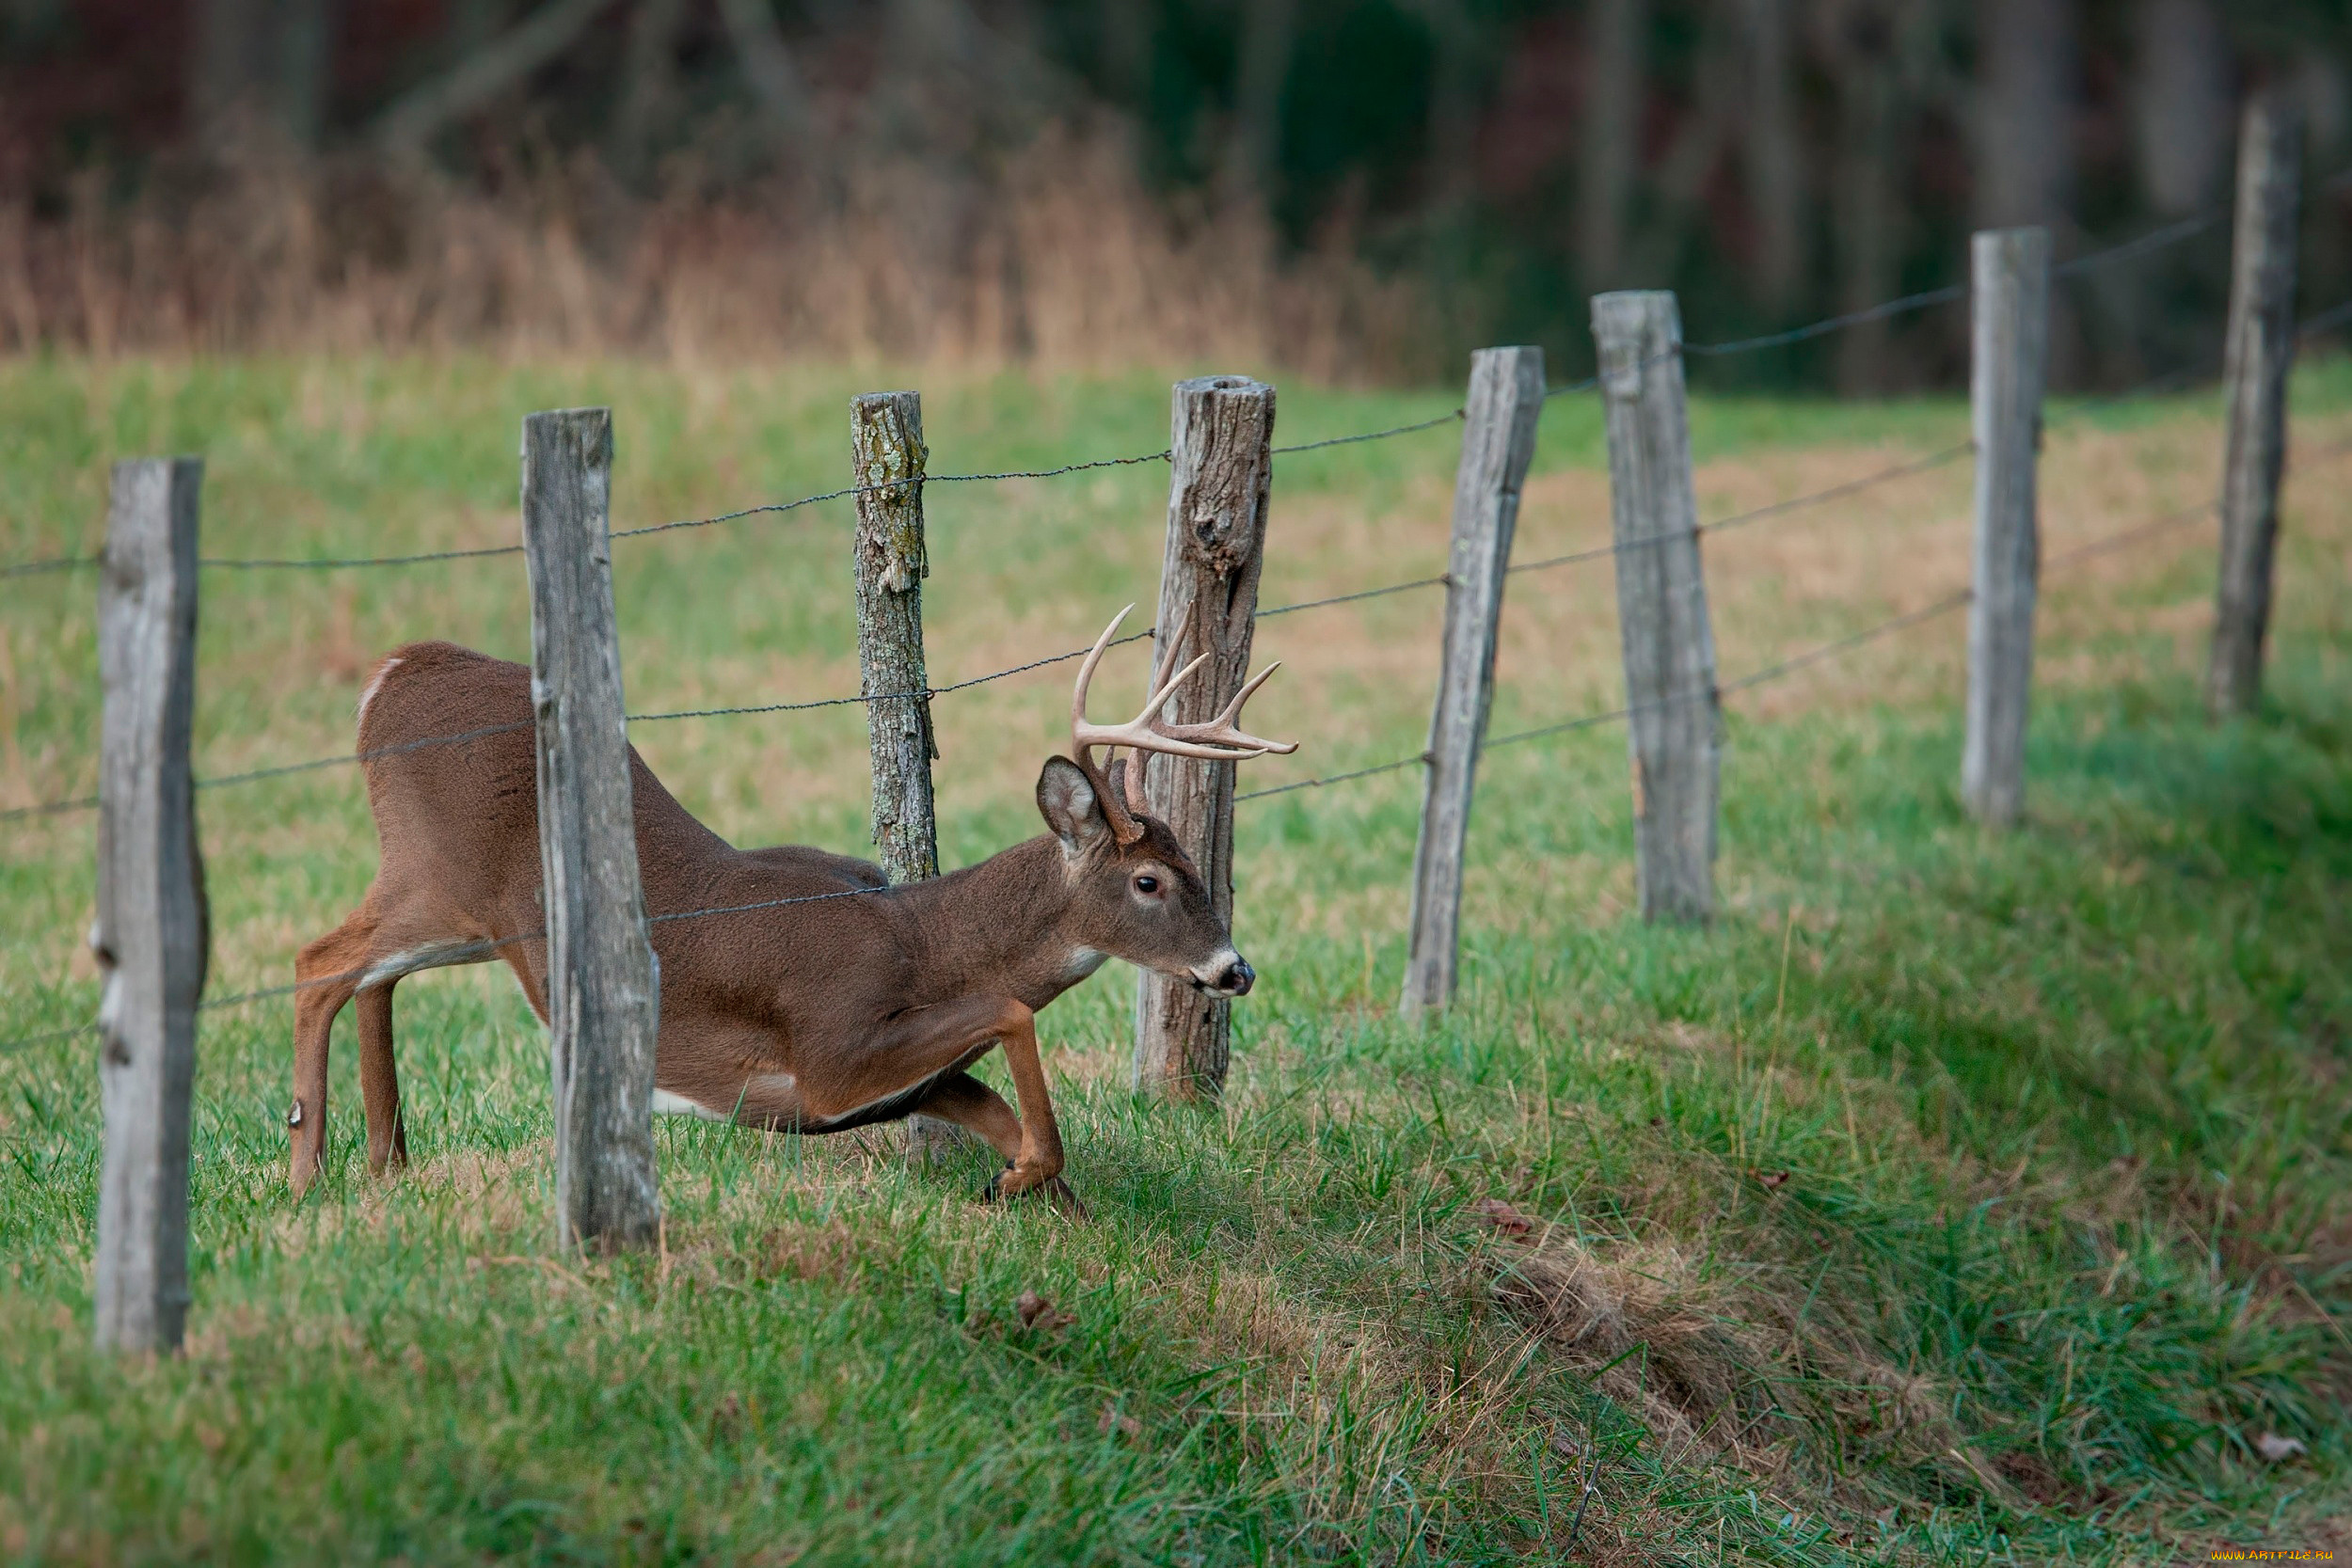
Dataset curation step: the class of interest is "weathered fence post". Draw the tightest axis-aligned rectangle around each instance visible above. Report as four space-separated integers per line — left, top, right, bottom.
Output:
849 389 960 1160
1592 292 1718 924
2209 88 2303 721
1135 375 1277 1101
1963 227 2051 828
1401 346 1545 1019
92 457 207 1354
520 407 662 1253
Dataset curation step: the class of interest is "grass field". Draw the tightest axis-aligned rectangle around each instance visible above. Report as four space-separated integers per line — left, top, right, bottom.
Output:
4 353 2351 1564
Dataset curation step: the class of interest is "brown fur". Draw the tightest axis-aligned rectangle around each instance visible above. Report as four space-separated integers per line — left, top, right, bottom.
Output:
289 641 1257 1208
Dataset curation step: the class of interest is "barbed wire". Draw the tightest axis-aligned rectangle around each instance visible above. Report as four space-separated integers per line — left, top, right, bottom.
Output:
1682 283 1969 361
1230 752 1430 801
2054 210 2227 281
1234 486 2233 805
5 182 2297 585
0 792 101 822
0 556 97 579
0 388 2228 818
1257 575 1452 619
1509 440 1978 578
2300 297 2352 341
201 542 527 570
0 474 2282 1061
1273 409 1464 453
627 629 1159 725
0 864 930 1058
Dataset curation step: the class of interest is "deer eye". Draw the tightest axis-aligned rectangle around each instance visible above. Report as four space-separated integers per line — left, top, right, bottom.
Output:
1133 874 1160 895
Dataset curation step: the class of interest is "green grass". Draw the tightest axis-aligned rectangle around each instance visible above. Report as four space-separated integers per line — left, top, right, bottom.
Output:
5 354 2352 1564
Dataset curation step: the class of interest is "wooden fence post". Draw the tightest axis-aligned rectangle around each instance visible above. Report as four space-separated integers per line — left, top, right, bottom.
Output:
520 407 662 1254
849 389 960 1160
2209 87 2303 721
1963 227 2051 828
92 457 208 1354
1401 346 1546 1019
1135 374 1277 1101
1592 292 1719 924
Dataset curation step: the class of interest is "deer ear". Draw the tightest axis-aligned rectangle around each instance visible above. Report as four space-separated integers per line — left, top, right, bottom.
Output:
1036 757 1110 853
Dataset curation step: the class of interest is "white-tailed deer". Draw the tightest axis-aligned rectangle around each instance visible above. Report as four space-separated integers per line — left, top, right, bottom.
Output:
288 607 1292 1210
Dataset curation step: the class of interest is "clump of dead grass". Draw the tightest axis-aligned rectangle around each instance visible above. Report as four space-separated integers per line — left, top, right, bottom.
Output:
0 130 1434 381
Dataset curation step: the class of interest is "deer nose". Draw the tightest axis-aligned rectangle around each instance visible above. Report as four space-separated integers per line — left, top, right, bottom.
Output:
1217 957 1255 996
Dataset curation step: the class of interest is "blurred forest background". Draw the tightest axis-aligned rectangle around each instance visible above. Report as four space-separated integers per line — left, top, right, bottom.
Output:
2 0 2348 388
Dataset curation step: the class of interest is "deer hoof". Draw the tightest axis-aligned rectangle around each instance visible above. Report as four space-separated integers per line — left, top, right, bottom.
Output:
983 1168 1086 1217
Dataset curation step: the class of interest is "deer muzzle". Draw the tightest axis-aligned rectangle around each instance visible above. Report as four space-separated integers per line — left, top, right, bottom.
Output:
1192 950 1255 997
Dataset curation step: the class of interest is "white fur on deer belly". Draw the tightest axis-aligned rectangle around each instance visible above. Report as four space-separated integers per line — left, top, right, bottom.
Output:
652 1088 724 1119
1062 946 1108 983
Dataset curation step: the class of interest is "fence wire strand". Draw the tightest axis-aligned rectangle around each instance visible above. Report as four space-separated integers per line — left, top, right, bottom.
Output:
0 463 2291 1058
0 865 942 1057
1274 409 1465 453
0 346 2291 824
3 179 2296 583
1236 488 2233 804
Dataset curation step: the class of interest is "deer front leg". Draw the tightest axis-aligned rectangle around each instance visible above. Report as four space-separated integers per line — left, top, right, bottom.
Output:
914 1069 1087 1215
983 1006 1068 1202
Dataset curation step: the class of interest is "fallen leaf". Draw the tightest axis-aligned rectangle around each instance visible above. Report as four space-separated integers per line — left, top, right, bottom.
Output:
2255 1432 2307 1463
1099 1402 1142 1439
1469 1196 1538 1239
1015 1291 1073 1332
1756 1169 1791 1189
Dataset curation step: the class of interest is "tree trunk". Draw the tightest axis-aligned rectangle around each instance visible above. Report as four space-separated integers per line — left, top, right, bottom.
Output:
1976 0 2074 231
189 0 272 148
716 0 813 149
189 0 340 151
2134 0 2233 215
271 0 339 150
371 0 622 156
1227 0 1297 204
1739 0 1804 311
1825 2 1900 393
1977 0 2078 384
614 0 688 182
1578 0 1645 291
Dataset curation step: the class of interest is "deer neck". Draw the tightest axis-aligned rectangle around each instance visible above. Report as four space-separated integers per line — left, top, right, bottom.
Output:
884 833 1106 1012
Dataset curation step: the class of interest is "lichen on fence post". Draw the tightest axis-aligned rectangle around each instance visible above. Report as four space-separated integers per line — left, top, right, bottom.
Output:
850 389 961 1160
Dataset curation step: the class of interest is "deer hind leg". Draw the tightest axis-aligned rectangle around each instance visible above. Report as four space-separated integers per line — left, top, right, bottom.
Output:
355 979 407 1175
290 907 377 1197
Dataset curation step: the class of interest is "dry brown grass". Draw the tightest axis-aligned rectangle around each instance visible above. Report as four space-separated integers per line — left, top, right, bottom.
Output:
0 132 1432 381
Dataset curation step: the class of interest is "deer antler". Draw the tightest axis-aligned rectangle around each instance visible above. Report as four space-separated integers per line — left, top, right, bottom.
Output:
1068 606 1296 842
